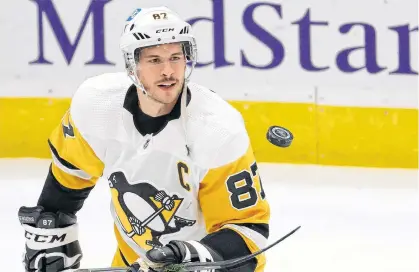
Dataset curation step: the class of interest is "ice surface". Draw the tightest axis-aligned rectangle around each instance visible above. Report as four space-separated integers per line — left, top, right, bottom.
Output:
1 159 418 271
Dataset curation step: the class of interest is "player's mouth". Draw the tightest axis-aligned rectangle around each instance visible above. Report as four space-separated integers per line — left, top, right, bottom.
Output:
157 81 177 90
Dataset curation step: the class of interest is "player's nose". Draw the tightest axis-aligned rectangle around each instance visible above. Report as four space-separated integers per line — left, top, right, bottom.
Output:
161 61 175 77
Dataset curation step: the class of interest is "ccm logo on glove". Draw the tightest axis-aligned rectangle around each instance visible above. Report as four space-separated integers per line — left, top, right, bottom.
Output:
24 231 66 243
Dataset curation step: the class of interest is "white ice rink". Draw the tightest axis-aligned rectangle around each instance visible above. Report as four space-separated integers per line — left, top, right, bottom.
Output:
2 159 418 272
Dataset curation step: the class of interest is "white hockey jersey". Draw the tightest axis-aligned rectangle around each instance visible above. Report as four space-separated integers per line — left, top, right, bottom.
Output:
47 72 270 270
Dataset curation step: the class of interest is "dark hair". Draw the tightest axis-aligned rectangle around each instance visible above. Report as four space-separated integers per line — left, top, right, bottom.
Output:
133 42 193 63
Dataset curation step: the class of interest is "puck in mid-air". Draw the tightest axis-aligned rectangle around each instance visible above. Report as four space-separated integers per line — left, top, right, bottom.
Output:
266 126 293 147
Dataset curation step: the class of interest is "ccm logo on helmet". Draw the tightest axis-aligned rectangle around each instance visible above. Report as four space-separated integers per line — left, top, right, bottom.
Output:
156 28 174 33
25 231 67 243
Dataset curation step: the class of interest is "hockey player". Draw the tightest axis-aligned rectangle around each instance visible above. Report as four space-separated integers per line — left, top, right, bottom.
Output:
18 6 270 272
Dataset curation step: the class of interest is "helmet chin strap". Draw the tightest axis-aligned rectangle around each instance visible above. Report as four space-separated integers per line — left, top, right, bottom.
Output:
128 71 149 96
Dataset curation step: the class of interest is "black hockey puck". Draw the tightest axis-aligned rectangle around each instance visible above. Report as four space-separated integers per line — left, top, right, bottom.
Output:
266 126 293 147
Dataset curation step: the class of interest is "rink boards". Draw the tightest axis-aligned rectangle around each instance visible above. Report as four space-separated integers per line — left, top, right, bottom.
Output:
0 0 417 168
1 97 417 168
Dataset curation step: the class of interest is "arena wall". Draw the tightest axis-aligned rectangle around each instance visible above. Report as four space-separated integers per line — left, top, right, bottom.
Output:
0 0 417 168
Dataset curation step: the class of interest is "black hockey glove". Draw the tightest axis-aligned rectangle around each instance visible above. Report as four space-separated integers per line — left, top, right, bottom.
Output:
127 240 226 272
18 205 82 272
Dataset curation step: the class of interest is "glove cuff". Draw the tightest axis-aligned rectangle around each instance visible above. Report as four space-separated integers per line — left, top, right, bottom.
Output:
175 240 223 263
22 223 79 250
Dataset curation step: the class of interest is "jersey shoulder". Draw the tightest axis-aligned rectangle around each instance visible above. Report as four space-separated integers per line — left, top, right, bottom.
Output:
187 82 250 168
70 72 132 141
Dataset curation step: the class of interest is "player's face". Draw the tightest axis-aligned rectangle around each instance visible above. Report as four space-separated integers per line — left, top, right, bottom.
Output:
137 43 186 104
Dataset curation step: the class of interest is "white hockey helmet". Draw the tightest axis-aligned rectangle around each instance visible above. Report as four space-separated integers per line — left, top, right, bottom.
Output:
120 7 197 92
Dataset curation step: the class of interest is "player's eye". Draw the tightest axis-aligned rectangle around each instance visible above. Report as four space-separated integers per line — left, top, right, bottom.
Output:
171 55 185 62
149 58 161 64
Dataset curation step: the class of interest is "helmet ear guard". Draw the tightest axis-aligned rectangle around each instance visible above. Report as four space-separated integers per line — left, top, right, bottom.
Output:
181 41 194 62
124 51 135 75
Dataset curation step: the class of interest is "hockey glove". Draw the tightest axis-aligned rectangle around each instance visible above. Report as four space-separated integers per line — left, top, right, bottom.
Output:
128 240 226 272
18 205 82 272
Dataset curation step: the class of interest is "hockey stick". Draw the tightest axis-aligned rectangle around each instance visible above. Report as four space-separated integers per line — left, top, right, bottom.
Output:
75 269 127 272
164 225 300 271
127 205 166 238
76 225 300 272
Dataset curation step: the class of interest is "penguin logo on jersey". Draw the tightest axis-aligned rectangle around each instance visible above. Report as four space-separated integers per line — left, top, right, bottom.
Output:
108 171 196 249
